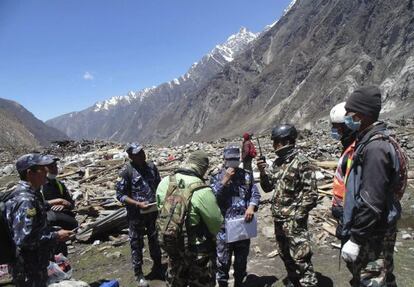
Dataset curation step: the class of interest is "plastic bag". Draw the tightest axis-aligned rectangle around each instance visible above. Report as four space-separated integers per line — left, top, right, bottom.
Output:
47 254 73 285
225 215 257 243
100 280 119 287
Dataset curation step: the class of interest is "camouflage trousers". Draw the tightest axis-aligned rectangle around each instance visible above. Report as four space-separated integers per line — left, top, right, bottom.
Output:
275 220 318 287
128 212 162 277
166 250 216 287
9 251 49 287
346 229 397 287
216 227 250 285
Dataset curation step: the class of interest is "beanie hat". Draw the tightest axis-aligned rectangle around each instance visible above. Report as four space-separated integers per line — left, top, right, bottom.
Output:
183 151 209 178
345 86 382 120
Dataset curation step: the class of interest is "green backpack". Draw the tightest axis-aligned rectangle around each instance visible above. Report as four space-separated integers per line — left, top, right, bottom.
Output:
157 175 207 257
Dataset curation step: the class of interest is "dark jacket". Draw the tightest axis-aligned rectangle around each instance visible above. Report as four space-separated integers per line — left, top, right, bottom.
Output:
342 122 400 244
116 161 161 220
42 178 75 210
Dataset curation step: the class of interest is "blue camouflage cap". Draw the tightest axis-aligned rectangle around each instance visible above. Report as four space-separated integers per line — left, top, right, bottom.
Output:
223 145 240 160
44 154 60 162
16 153 55 172
125 143 144 155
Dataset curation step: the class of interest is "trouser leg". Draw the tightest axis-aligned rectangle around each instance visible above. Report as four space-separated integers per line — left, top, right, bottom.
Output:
129 221 144 276
188 252 216 287
233 239 250 284
216 229 232 286
145 213 162 268
166 255 187 287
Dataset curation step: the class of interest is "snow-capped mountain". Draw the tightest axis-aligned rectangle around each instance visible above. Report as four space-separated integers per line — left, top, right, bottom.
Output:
47 27 258 141
48 0 414 145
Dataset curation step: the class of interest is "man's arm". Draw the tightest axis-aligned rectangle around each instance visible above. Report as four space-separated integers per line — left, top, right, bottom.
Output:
350 141 394 244
11 199 58 248
258 162 275 193
61 182 75 209
210 169 234 198
156 177 169 209
192 188 224 236
297 164 318 216
116 166 148 209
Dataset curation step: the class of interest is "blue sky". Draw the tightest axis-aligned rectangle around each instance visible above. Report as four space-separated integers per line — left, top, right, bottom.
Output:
0 0 292 121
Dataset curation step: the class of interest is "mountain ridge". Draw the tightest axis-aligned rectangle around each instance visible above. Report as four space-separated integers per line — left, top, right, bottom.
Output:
47 0 414 144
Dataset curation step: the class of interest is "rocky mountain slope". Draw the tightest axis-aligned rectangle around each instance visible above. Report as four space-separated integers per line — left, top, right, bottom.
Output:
0 98 68 152
48 0 414 144
46 28 258 142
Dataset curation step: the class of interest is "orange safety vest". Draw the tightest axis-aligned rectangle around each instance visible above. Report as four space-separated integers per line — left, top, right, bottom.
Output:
332 141 355 207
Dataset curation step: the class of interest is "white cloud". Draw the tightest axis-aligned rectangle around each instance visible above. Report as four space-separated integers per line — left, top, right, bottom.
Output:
83 71 94 81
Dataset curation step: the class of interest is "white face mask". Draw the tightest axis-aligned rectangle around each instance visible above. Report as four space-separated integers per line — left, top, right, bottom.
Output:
225 160 241 168
47 173 57 180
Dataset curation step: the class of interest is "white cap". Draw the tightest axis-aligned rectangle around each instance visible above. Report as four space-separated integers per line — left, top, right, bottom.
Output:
330 102 346 123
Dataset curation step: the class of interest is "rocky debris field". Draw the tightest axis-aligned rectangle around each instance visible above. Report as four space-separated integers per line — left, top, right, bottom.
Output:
1 119 414 286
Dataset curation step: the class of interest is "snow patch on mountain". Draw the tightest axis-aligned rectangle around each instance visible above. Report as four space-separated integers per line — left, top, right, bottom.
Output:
92 27 258 113
284 0 297 15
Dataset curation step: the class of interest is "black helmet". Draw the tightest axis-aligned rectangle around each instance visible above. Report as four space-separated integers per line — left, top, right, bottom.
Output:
271 124 297 142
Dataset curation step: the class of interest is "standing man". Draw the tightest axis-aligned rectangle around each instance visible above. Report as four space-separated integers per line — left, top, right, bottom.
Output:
210 145 261 287
329 102 357 238
116 143 163 286
257 124 318 287
156 151 223 287
241 133 257 171
5 154 73 287
341 86 405 287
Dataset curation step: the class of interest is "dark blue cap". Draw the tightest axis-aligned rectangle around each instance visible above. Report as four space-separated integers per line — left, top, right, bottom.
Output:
16 153 55 172
223 145 240 160
125 143 144 155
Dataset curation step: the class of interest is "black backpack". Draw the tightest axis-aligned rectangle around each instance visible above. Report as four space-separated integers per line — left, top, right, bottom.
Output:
0 190 16 264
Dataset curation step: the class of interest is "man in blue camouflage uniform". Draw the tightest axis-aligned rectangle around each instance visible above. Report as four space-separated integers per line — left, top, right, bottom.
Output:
210 145 261 287
258 125 318 287
5 153 73 287
116 143 163 287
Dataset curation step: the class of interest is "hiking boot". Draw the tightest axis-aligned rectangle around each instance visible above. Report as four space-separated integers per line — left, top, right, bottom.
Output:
218 281 228 287
136 273 149 287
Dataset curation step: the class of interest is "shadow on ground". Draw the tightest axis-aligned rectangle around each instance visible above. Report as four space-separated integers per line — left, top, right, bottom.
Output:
244 274 278 287
316 272 334 287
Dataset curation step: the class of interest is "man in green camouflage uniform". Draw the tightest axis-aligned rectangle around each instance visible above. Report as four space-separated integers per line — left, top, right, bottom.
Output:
156 151 223 287
258 124 318 287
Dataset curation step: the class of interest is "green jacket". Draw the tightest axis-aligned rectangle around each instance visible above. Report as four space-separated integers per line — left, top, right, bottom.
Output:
156 173 223 246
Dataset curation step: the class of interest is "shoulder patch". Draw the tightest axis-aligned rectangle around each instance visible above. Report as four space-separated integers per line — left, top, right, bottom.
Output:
26 208 37 218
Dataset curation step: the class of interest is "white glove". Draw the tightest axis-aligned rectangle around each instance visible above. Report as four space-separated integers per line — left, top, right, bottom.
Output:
341 240 361 263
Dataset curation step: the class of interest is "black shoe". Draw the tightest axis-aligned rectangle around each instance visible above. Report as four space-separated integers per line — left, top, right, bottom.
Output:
218 282 228 287
146 266 165 281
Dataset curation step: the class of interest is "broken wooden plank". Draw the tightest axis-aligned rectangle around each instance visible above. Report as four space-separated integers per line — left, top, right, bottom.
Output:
322 222 336 236
314 161 338 169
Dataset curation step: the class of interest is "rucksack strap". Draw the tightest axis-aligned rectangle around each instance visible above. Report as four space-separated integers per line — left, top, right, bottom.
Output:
56 181 64 196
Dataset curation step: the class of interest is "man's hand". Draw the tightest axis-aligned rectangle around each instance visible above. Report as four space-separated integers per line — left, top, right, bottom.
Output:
244 205 255 222
49 198 71 207
341 240 361 263
136 201 149 209
221 167 236 186
56 229 75 242
51 205 65 212
257 159 267 174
